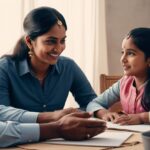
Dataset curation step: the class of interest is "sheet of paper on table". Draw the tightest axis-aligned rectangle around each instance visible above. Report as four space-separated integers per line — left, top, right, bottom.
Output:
107 121 150 132
45 131 132 147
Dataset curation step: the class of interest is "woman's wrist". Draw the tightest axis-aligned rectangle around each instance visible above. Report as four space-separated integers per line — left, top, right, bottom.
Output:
39 121 60 141
37 112 54 123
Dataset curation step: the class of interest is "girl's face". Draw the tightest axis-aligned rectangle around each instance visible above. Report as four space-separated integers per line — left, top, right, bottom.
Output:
30 23 66 66
120 37 150 78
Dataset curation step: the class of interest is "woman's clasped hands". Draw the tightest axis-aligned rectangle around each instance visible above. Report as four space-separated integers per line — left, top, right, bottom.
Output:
38 108 106 141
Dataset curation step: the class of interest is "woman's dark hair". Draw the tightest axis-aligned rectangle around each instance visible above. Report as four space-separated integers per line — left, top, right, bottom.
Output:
11 6 67 60
127 27 150 111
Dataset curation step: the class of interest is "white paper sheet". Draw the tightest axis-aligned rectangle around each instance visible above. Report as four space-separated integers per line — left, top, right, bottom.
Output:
45 131 132 147
107 121 150 132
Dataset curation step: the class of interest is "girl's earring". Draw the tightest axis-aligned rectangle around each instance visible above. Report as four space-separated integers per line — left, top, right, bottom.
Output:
28 49 34 57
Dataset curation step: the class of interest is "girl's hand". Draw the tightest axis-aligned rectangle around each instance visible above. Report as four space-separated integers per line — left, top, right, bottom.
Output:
113 114 142 125
96 109 120 122
102 112 120 122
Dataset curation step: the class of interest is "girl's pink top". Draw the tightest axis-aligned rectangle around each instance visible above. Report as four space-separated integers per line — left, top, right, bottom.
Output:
120 76 145 114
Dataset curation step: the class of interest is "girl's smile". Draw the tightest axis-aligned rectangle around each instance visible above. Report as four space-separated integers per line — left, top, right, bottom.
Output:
120 37 149 79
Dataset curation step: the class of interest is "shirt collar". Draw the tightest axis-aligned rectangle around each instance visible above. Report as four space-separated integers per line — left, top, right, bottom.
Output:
18 59 60 76
54 62 60 74
18 59 30 76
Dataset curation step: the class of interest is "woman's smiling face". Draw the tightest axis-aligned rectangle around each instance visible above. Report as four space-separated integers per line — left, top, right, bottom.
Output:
30 23 66 65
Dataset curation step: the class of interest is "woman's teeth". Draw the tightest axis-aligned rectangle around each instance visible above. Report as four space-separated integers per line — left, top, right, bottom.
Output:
48 53 58 57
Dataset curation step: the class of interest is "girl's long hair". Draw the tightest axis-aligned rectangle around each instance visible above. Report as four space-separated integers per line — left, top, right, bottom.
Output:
127 27 150 111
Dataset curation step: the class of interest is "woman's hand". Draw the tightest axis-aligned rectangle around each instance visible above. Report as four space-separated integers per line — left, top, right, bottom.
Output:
37 107 79 123
57 112 106 140
52 107 79 121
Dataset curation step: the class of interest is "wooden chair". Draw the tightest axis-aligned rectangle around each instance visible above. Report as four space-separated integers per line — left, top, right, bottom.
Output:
100 74 122 112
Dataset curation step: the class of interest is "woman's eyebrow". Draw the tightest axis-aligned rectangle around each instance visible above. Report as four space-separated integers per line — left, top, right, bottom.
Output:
126 49 137 52
47 36 67 40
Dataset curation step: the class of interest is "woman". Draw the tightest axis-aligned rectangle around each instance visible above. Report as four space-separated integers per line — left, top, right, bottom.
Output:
87 27 150 125
0 7 107 147
0 6 96 112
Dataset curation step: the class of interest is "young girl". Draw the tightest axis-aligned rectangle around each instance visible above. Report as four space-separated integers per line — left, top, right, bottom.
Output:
87 27 150 125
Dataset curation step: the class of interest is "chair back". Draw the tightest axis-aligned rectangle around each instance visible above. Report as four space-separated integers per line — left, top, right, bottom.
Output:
100 74 122 112
100 74 122 93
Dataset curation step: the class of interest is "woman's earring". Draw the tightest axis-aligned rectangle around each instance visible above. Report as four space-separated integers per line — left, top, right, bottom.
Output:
28 49 34 57
57 20 62 26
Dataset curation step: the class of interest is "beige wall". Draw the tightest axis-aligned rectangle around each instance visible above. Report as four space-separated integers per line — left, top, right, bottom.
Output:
105 0 150 75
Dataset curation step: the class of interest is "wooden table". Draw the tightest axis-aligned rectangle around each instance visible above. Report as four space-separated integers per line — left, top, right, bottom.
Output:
0 130 144 150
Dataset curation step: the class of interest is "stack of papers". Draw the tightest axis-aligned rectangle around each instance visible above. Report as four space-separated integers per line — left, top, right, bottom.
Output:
45 131 132 147
107 122 150 132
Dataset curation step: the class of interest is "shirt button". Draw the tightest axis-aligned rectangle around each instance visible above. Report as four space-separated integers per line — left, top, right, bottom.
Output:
43 104 47 108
